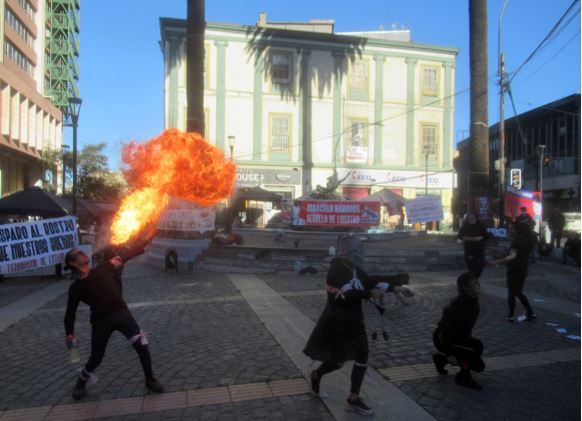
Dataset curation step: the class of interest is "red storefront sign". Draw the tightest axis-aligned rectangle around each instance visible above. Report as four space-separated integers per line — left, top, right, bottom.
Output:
504 188 542 220
295 200 381 227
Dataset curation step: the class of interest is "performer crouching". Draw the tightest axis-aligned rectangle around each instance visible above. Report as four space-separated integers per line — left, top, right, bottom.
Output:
303 235 411 416
63 226 164 400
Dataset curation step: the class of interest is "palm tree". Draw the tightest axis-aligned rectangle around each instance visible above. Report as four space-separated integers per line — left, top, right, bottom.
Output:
468 0 490 213
187 0 205 135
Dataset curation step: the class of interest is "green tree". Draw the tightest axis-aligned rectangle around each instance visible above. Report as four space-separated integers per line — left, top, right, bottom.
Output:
39 145 65 192
77 143 127 202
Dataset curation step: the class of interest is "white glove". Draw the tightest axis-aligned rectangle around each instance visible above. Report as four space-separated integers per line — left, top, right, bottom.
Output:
335 282 353 300
375 282 390 292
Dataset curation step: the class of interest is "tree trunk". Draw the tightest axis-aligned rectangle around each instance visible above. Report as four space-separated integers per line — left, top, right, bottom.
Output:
468 0 489 213
187 0 205 135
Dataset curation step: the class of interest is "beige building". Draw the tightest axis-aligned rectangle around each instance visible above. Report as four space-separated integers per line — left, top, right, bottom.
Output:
0 0 79 195
160 13 458 225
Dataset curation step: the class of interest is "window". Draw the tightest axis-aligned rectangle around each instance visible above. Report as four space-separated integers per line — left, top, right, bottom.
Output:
271 52 291 85
350 61 367 91
5 8 34 46
17 0 34 20
270 115 290 152
345 119 368 163
3 41 33 76
421 67 439 97
420 124 438 161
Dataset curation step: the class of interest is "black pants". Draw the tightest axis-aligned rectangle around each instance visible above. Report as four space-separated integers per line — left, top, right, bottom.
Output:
507 267 533 317
464 253 485 279
84 309 153 379
433 328 485 373
315 341 368 394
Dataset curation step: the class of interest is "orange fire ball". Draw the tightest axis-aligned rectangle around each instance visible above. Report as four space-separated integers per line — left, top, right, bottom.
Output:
110 129 236 244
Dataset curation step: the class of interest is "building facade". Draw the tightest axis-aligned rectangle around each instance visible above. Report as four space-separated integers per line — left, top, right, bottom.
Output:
0 0 79 195
455 93 581 217
160 13 458 225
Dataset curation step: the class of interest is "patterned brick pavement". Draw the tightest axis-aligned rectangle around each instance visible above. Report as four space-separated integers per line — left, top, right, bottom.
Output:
0 255 579 420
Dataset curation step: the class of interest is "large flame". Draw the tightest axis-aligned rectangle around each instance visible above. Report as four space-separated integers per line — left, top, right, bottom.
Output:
111 129 236 244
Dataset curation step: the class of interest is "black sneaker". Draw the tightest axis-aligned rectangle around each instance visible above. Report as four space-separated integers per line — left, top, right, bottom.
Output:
72 378 87 400
432 353 448 375
526 313 537 321
146 377 165 393
310 370 321 395
455 371 482 391
345 397 374 416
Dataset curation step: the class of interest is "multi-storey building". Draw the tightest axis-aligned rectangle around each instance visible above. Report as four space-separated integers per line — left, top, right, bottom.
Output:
0 0 79 195
160 13 458 225
455 93 581 217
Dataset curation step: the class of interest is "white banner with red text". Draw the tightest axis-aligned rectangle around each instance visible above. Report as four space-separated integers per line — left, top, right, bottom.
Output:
295 200 381 227
0 216 78 274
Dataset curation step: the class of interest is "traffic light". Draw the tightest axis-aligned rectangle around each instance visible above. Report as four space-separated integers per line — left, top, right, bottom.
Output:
543 157 551 167
510 168 522 189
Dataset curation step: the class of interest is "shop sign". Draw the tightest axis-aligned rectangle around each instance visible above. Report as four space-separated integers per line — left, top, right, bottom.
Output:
337 168 453 189
236 168 301 187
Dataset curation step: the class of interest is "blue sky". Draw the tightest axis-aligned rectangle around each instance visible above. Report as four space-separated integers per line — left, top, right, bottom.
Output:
70 0 581 169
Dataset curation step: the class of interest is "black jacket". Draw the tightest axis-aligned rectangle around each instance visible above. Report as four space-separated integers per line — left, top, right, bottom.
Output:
438 293 480 345
64 243 144 335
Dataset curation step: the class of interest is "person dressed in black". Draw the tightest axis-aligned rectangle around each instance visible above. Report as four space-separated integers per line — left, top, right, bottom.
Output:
303 235 411 416
63 226 164 400
432 272 485 390
457 213 488 278
548 208 566 248
562 234 581 266
515 206 535 229
490 222 537 322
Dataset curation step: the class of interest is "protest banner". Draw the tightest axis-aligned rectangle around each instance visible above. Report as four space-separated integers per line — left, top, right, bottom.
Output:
0 216 78 274
405 196 444 224
157 208 215 232
295 200 381 227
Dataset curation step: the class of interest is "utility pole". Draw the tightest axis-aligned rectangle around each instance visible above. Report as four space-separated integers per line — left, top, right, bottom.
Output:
187 0 205 135
498 0 509 226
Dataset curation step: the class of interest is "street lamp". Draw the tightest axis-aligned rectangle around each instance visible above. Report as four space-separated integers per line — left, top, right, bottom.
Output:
226 135 235 234
424 146 430 195
61 144 69 195
69 97 82 217
537 144 546 234
228 135 235 160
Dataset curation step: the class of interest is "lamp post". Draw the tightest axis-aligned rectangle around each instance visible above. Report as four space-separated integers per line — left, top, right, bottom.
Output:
226 135 235 234
61 144 69 195
424 146 430 231
69 97 82 217
537 144 546 234
424 146 430 195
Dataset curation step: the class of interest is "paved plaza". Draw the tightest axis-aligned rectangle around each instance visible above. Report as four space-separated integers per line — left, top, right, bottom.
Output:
0 252 580 420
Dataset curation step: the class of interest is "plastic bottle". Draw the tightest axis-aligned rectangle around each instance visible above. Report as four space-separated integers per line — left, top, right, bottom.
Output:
70 345 80 364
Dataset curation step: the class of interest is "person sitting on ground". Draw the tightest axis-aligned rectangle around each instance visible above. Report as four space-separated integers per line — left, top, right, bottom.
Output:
432 272 485 390
63 225 164 400
303 234 411 416
457 213 489 279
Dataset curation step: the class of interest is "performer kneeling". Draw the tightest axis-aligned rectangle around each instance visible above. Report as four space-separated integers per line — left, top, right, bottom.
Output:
432 272 485 390
63 226 164 400
303 235 411 416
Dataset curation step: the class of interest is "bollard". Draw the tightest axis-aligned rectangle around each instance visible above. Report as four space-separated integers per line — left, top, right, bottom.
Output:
165 248 178 273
